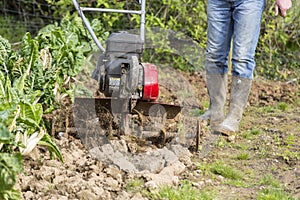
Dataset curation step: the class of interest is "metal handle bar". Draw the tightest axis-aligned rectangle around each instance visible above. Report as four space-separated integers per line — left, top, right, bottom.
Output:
81 8 142 15
71 0 146 53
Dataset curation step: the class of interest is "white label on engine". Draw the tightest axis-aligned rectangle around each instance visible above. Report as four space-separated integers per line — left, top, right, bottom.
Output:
109 77 120 86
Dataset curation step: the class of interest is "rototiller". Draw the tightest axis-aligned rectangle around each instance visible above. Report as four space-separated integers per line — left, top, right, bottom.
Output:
71 0 187 146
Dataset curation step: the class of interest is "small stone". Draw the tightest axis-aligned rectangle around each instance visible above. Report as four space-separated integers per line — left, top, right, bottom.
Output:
205 179 213 185
179 155 193 167
105 165 123 182
194 181 205 189
58 132 65 138
145 180 158 189
89 147 107 161
172 176 180 186
53 174 65 184
170 144 192 159
158 147 178 166
92 186 104 196
110 151 137 172
116 191 131 200
131 192 148 200
132 154 165 173
228 135 236 142
104 177 119 191
77 189 97 200
110 139 128 153
217 175 225 181
101 144 115 155
49 195 68 200
24 191 35 200
147 161 186 186
101 190 112 200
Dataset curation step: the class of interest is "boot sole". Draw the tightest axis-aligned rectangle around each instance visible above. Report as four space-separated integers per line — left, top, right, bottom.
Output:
214 127 235 137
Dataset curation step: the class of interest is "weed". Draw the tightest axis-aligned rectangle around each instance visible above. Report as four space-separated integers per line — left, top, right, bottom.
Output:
196 163 211 175
257 174 295 200
125 178 145 193
276 102 289 111
257 146 270 158
251 129 261 136
215 137 228 148
153 180 215 200
189 108 204 117
242 128 261 139
283 134 296 146
236 152 250 160
274 133 283 145
201 100 210 110
257 187 295 200
279 149 300 162
210 161 243 180
233 143 250 150
275 134 300 162
226 179 248 187
258 106 276 113
259 174 281 188
242 132 254 140
294 98 300 107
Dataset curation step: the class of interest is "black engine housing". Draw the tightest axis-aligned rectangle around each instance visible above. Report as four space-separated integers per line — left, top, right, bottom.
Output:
92 32 144 99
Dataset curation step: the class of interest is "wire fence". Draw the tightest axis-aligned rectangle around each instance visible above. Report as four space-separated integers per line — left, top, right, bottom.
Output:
0 0 61 41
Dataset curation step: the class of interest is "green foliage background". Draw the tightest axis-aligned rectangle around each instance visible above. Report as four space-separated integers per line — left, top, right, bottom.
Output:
1 0 299 80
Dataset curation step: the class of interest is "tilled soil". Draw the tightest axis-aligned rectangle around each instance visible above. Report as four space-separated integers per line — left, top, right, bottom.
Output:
16 67 300 199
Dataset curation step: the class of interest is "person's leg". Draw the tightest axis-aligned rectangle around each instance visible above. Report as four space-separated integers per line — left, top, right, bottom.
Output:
217 0 265 134
206 0 233 75
231 0 265 79
202 0 233 129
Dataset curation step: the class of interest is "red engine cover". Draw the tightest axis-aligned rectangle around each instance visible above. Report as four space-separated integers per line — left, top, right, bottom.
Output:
142 63 159 101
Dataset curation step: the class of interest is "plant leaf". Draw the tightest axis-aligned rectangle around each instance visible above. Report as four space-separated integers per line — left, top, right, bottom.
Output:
38 133 64 162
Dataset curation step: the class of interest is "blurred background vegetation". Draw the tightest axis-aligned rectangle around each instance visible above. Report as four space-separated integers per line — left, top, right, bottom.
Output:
0 0 299 82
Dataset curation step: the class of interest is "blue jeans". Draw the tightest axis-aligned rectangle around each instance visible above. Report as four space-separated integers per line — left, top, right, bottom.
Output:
205 0 265 79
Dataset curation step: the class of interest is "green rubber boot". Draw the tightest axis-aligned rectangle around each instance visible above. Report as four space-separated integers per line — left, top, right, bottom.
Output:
216 76 252 135
200 74 228 129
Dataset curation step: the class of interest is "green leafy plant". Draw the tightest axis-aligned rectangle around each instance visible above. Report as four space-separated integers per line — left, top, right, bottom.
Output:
0 14 102 195
256 1 300 81
0 114 23 199
0 152 22 200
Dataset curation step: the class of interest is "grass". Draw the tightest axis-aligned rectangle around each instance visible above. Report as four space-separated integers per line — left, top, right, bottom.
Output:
236 152 250 160
233 142 250 151
278 149 300 163
153 180 215 200
273 133 300 162
276 102 289 111
257 187 295 200
258 105 276 113
242 128 261 140
259 174 281 188
201 100 209 110
294 98 300 107
257 174 295 200
257 102 291 114
210 161 243 180
125 178 145 193
189 108 205 116
215 137 229 148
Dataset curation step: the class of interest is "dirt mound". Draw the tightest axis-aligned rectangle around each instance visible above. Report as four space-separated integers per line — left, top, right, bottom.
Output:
16 67 300 199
